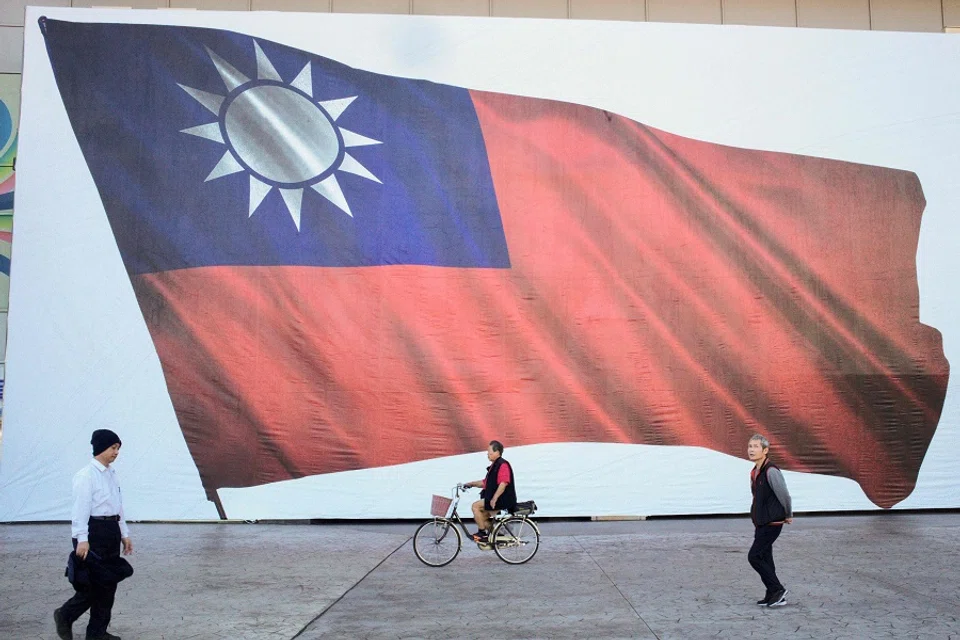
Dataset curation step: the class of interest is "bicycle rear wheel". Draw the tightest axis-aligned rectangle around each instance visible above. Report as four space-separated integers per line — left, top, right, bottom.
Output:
413 519 462 567
492 516 540 564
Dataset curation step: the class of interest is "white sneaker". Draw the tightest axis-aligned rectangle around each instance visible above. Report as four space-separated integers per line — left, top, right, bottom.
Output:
767 588 788 607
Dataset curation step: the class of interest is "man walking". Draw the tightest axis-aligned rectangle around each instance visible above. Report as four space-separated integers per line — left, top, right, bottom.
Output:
747 434 793 607
55 429 133 640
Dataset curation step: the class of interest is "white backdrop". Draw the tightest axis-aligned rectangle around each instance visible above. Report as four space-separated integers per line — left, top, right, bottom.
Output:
1 7 959 521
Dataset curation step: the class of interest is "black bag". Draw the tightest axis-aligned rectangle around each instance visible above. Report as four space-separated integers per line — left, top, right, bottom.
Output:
511 500 537 515
65 551 91 587
65 550 133 587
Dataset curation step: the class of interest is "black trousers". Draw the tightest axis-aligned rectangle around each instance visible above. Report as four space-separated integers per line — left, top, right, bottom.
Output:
61 519 122 638
748 524 784 594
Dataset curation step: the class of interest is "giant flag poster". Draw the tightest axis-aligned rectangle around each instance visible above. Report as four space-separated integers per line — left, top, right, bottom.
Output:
1 8 959 520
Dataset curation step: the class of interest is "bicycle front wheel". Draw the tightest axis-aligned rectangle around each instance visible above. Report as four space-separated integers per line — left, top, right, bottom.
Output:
413 519 462 567
492 516 540 565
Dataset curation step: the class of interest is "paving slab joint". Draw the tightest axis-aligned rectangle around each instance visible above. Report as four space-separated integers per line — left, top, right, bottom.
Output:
290 534 412 639
572 535 662 640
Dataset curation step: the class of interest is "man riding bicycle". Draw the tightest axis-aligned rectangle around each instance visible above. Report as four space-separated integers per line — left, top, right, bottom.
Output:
464 440 516 544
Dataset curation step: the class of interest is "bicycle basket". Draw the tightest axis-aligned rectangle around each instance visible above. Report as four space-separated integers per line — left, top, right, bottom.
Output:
430 494 453 517
512 500 537 515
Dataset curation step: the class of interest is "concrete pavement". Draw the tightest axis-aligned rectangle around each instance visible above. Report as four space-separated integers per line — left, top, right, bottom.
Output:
2 514 959 639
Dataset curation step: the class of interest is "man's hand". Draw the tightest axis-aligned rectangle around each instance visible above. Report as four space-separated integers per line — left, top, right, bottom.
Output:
76 541 90 560
785 518 794 524
490 498 497 509
122 537 133 555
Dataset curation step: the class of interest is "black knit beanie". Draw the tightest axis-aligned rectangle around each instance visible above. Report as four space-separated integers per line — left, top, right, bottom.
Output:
91 429 122 456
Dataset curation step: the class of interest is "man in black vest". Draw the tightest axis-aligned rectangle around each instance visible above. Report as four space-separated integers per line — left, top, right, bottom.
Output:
464 440 517 544
748 434 793 607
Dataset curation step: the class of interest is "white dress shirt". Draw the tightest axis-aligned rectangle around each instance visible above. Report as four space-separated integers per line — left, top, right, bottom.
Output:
71 458 130 542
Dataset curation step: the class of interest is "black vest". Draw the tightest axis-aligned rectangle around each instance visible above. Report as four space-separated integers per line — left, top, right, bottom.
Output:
751 459 787 526
482 457 517 512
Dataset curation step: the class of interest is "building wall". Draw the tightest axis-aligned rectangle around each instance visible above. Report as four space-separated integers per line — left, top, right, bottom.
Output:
3 0 960 75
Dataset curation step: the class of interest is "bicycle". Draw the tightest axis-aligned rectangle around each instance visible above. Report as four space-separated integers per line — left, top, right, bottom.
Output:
413 484 540 567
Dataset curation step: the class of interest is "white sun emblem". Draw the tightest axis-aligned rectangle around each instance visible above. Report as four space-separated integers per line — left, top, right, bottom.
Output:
178 41 382 231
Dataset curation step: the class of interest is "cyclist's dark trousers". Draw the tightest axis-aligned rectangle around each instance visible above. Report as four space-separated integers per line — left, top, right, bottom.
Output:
748 524 783 593
61 519 122 638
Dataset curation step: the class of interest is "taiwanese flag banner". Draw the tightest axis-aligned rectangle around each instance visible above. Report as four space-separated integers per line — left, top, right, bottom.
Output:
40 18 948 509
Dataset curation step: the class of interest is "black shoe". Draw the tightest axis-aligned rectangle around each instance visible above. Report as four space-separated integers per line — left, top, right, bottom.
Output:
767 588 788 607
54 608 73 640
86 633 121 640
471 530 488 542
756 593 771 605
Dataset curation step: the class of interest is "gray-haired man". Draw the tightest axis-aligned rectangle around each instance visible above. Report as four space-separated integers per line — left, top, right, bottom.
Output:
747 434 793 607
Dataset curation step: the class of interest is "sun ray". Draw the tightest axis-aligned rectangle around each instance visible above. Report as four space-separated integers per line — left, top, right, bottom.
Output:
181 123 224 144
340 128 381 148
319 97 356 121
280 188 304 231
338 152 381 184
290 62 313 97
311 175 353 217
205 151 245 182
249 176 272 216
178 84 224 116
205 46 251 92
253 41 282 82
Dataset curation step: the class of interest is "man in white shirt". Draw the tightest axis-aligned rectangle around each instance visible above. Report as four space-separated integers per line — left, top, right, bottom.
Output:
54 429 133 640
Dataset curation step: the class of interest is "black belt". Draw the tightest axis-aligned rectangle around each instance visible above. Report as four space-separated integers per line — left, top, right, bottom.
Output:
90 515 120 521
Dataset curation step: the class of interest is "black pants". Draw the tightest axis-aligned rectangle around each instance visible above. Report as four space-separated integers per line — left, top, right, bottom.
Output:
748 524 784 594
60 519 122 638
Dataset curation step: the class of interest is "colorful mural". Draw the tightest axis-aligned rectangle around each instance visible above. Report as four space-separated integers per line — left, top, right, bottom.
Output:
0 73 17 404
0 72 17 249
1 73 17 275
